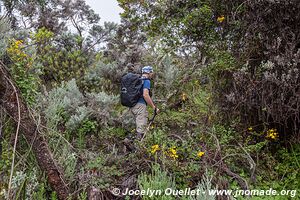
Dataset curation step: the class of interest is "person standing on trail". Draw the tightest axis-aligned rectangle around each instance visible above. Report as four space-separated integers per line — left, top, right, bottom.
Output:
121 65 160 140
130 66 160 139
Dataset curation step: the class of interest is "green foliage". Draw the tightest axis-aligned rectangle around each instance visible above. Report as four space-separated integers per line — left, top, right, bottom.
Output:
32 28 89 87
42 77 120 150
181 4 217 45
65 106 92 131
144 129 168 146
0 139 13 181
33 183 46 199
118 0 231 49
244 141 268 154
51 191 58 200
63 152 77 182
105 127 127 139
2 0 101 35
268 146 299 189
86 91 119 110
7 39 40 104
78 120 97 136
85 91 119 126
142 127 208 189
138 163 176 200
78 191 87 200
43 79 84 129
7 170 39 200
77 119 97 149
191 88 212 115
206 50 237 80
211 125 239 145
160 110 193 129
32 27 54 44
248 145 300 199
1 0 299 199
84 153 124 189
83 61 125 93
168 163 194 189
47 132 79 187
184 171 216 200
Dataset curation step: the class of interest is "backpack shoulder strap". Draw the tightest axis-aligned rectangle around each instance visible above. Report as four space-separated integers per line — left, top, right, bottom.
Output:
140 77 150 85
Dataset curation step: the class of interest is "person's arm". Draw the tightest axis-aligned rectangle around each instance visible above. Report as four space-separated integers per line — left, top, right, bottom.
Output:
143 80 160 113
143 89 156 109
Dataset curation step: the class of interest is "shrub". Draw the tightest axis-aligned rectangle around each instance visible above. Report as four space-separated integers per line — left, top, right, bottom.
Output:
138 163 176 200
43 79 84 128
206 1 300 141
7 39 39 104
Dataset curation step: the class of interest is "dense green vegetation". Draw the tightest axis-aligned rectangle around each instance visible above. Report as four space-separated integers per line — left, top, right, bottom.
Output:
0 0 299 199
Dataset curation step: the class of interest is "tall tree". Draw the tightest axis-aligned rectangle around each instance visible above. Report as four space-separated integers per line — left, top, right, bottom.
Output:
1 0 100 34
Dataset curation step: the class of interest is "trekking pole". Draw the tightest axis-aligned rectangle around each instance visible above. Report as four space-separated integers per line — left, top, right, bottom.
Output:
141 107 158 141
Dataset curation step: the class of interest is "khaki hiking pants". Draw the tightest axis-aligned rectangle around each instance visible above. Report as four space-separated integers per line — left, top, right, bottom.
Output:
130 103 148 134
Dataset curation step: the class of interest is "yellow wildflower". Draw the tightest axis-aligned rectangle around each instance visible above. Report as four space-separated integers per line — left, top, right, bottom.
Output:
15 40 23 46
151 144 160 154
266 128 279 140
168 147 178 160
217 15 225 23
248 127 253 131
197 151 205 158
181 92 187 101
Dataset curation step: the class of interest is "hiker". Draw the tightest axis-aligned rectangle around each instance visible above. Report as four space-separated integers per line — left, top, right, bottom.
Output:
121 65 160 140
130 66 160 139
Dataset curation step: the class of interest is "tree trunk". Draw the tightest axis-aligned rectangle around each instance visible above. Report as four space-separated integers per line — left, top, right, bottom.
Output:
0 62 69 199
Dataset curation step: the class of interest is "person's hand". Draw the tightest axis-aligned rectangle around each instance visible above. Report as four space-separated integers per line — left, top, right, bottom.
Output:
155 107 160 114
